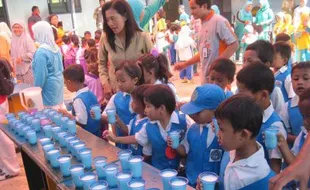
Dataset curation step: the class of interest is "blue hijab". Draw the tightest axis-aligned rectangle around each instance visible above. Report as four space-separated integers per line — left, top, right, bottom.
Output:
240 1 253 19
211 5 220 15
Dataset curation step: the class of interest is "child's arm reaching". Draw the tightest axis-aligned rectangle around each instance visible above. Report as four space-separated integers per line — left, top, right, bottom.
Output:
103 130 137 144
277 133 296 165
114 114 129 135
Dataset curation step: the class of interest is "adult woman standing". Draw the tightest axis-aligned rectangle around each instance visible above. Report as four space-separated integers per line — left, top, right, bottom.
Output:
11 22 36 85
99 0 153 98
32 21 64 108
48 14 64 46
0 22 12 61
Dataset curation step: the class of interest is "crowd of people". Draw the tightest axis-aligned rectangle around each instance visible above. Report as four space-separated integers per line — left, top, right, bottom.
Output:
0 0 310 189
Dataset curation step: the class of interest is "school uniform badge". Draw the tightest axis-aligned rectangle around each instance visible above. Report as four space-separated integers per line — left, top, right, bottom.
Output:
275 80 282 88
209 149 222 162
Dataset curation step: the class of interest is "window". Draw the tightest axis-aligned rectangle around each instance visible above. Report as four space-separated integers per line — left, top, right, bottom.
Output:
48 0 82 14
0 0 9 25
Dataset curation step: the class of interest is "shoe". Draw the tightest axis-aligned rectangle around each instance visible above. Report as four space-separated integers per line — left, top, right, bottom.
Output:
187 79 195 84
181 79 188 83
0 172 14 181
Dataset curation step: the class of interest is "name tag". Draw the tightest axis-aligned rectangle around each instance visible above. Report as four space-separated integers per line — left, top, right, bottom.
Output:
209 149 222 162
202 47 208 58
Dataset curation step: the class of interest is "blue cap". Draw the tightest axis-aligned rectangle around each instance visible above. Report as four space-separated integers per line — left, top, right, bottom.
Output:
181 84 226 115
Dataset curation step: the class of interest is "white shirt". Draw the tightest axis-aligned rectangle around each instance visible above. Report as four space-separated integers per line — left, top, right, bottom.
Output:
73 87 89 125
154 80 180 103
224 142 271 190
279 95 299 133
102 92 133 116
291 127 308 155
263 103 287 159
127 114 148 135
181 123 216 154
274 66 295 99
270 86 285 114
76 47 85 64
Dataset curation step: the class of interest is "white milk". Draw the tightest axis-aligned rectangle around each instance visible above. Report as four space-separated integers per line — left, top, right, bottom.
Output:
58 157 70 162
105 166 117 171
129 158 142 163
202 175 218 182
120 153 130 157
130 182 144 188
171 180 186 186
161 171 177 177
80 150 91 154
95 160 106 164
74 144 85 148
81 175 95 181
47 149 59 154
117 173 131 179
92 184 106 190
70 167 83 172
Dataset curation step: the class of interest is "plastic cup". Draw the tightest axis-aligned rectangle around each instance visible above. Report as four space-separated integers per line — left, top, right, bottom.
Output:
5 113 15 120
103 163 119 188
17 111 26 119
21 126 32 137
78 148 92 169
73 142 86 159
48 110 57 120
31 119 41 132
42 143 55 161
39 137 52 146
93 156 107 180
8 119 17 130
68 138 80 153
199 172 218 190
57 154 72 177
160 169 178 190
116 171 132 190
118 149 132 172
169 177 188 190
169 131 180 149
67 120 76 134
89 181 108 190
128 156 143 178
53 113 62 125
42 125 53 138
22 115 30 123
128 179 146 190
91 105 102 120
69 164 85 188
80 172 97 190
61 116 69 129
42 108 51 115
26 130 37 145
47 148 61 168
15 123 25 135
26 116 35 126
51 126 62 141
64 135 77 150
106 109 116 124
265 127 279 149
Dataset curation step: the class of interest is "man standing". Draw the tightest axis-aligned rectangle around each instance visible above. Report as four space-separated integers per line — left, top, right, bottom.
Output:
93 0 105 30
174 0 238 84
28 6 41 39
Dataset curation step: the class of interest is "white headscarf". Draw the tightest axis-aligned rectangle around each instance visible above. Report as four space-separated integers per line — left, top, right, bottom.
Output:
0 22 12 43
32 21 59 53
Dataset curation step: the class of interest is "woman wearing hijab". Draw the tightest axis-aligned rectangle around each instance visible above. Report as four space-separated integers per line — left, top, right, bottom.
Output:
11 22 36 85
32 21 64 108
235 1 253 61
0 22 12 61
211 5 221 15
254 0 275 41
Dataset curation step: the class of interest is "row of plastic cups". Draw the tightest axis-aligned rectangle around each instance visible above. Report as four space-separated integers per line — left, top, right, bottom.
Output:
117 150 144 178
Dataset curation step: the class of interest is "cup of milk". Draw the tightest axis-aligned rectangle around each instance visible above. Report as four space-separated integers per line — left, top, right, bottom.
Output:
199 172 218 190
160 169 178 190
78 148 92 169
116 171 133 190
265 127 279 149
69 164 85 188
106 109 116 124
118 149 132 172
80 172 97 190
103 163 119 188
93 156 107 179
128 179 146 190
57 154 72 177
47 148 61 168
128 156 144 178
169 131 180 149
89 180 108 190
169 177 188 190
26 130 37 145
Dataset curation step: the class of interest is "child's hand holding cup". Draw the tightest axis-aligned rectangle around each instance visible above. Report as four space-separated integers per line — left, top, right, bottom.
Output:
90 105 101 120
264 126 279 150
106 109 116 124
168 131 180 149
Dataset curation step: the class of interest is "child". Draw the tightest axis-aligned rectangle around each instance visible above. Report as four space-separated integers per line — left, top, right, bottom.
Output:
86 39 96 50
241 25 258 50
173 84 225 187
155 9 168 53
216 95 274 190
112 85 150 156
103 85 191 170
175 23 195 83
280 62 310 145
295 12 310 62
273 12 285 37
61 64 101 136
138 53 180 103
273 41 295 102
209 58 236 99
76 37 87 74
237 62 287 173
243 40 285 114
99 61 143 149
94 29 102 48
84 31 92 40
60 35 73 68
84 48 104 105
275 33 295 67
70 34 79 61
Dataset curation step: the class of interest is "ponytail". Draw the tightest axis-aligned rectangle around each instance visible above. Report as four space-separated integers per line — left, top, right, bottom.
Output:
157 53 172 83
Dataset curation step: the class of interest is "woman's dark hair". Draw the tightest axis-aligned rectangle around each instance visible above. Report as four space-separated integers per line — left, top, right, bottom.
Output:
138 53 172 84
115 61 143 85
102 0 142 52
0 58 14 96
84 48 98 63
292 61 310 75
63 64 85 83
144 85 176 114
62 35 71 44
210 58 236 82
71 35 80 47
215 94 263 138
48 14 58 25
131 84 152 108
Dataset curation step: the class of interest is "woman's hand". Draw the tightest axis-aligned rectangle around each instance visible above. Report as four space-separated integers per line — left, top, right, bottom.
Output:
174 62 187 71
103 83 113 100
102 130 117 143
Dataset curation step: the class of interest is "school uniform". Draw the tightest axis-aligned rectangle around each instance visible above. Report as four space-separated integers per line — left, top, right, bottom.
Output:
104 91 135 149
72 87 100 136
182 119 223 186
280 95 303 137
219 143 274 190
270 86 285 114
128 115 149 156
274 65 295 102
135 111 191 170
225 90 233 99
256 103 287 162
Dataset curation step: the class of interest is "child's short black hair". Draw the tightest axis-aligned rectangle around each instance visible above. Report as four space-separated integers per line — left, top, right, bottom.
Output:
32 6 39 12
144 85 176 114
84 48 98 63
87 39 96 48
299 88 310 103
246 40 275 65
62 35 71 44
210 58 236 82
84 31 91 36
131 84 152 108
63 64 85 83
237 61 275 94
292 61 310 75
215 94 263 138
95 30 102 40
273 41 291 62
275 33 291 42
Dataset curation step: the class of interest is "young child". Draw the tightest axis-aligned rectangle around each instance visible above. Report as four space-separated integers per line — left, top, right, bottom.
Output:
112 85 150 156
103 85 191 170
60 35 73 68
273 12 285 37
273 41 295 102
209 58 236 99
84 48 104 105
277 88 310 189
86 39 96 50
98 61 143 149
241 25 258 50
94 30 102 49
295 12 310 62
61 64 101 136
138 53 180 103
243 40 285 114
280 62 310 145
216 95 274 190
76 37 87 74
275 33 295 67
84 31 92 40
237 62 287 173
173 84 225 187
